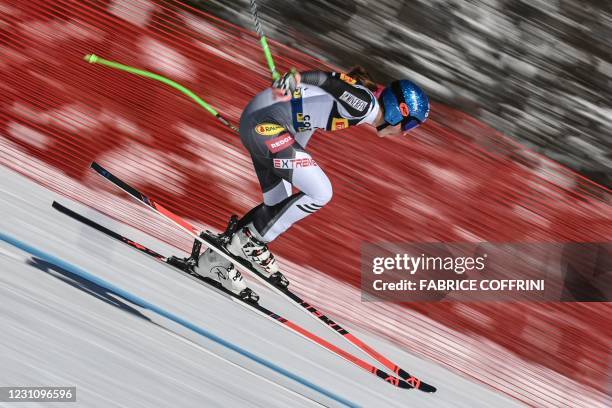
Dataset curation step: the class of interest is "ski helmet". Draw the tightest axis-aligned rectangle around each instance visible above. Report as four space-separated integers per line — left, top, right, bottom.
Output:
377 80 430 132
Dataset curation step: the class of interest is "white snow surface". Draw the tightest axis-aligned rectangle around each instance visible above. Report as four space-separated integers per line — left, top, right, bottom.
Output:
0 166 525 408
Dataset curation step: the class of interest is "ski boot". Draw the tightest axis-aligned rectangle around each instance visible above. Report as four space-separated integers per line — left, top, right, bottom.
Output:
226 222 289 289
167 235 259 304
194 248 260 304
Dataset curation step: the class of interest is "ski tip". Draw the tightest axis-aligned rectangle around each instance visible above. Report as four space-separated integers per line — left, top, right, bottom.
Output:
409 380 436 393
420 383 437 393
399 369 437 393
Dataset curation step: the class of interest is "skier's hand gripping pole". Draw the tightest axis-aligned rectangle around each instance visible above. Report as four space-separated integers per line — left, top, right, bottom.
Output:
272 69 301 101
83 54 239 133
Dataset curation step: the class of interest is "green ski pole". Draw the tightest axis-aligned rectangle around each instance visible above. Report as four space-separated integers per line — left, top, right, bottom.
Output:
84 54 239 133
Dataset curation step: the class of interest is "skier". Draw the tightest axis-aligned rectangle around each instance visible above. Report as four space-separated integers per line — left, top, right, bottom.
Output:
179 67 430 302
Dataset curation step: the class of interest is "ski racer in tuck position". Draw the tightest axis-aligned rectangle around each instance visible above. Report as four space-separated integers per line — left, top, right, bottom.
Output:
178 67 430 302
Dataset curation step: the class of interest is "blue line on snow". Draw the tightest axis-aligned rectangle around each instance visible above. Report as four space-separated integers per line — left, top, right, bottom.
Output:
0 231 359 408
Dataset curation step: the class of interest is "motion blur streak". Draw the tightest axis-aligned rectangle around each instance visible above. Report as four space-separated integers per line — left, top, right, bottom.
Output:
0 1 610 407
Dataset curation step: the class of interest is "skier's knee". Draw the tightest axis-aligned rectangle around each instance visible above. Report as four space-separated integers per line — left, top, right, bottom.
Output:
311 177 333 206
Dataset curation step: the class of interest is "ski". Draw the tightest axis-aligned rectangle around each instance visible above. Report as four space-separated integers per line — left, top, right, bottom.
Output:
51 200 416 390
90 161 437 393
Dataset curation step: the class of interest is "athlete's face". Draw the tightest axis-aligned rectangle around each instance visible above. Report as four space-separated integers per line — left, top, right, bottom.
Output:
376 123 405 137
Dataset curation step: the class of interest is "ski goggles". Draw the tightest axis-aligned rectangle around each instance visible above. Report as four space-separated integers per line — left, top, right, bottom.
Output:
376 115 422 132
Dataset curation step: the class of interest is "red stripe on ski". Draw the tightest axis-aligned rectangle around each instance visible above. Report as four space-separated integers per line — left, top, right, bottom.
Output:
152 201 199 235
282 320 386 377
295 299 433 391
345 333 396 368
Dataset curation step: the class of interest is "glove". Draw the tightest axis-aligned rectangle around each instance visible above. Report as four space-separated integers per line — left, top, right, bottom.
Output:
272 69 299 97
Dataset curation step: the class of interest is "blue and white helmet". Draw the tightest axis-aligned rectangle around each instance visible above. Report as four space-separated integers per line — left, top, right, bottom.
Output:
377 80 430 132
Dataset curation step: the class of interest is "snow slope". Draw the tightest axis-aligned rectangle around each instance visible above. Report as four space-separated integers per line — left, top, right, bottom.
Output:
0 166 525 407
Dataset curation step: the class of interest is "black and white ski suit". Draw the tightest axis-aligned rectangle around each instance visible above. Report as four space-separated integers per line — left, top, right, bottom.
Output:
237 71 380 242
